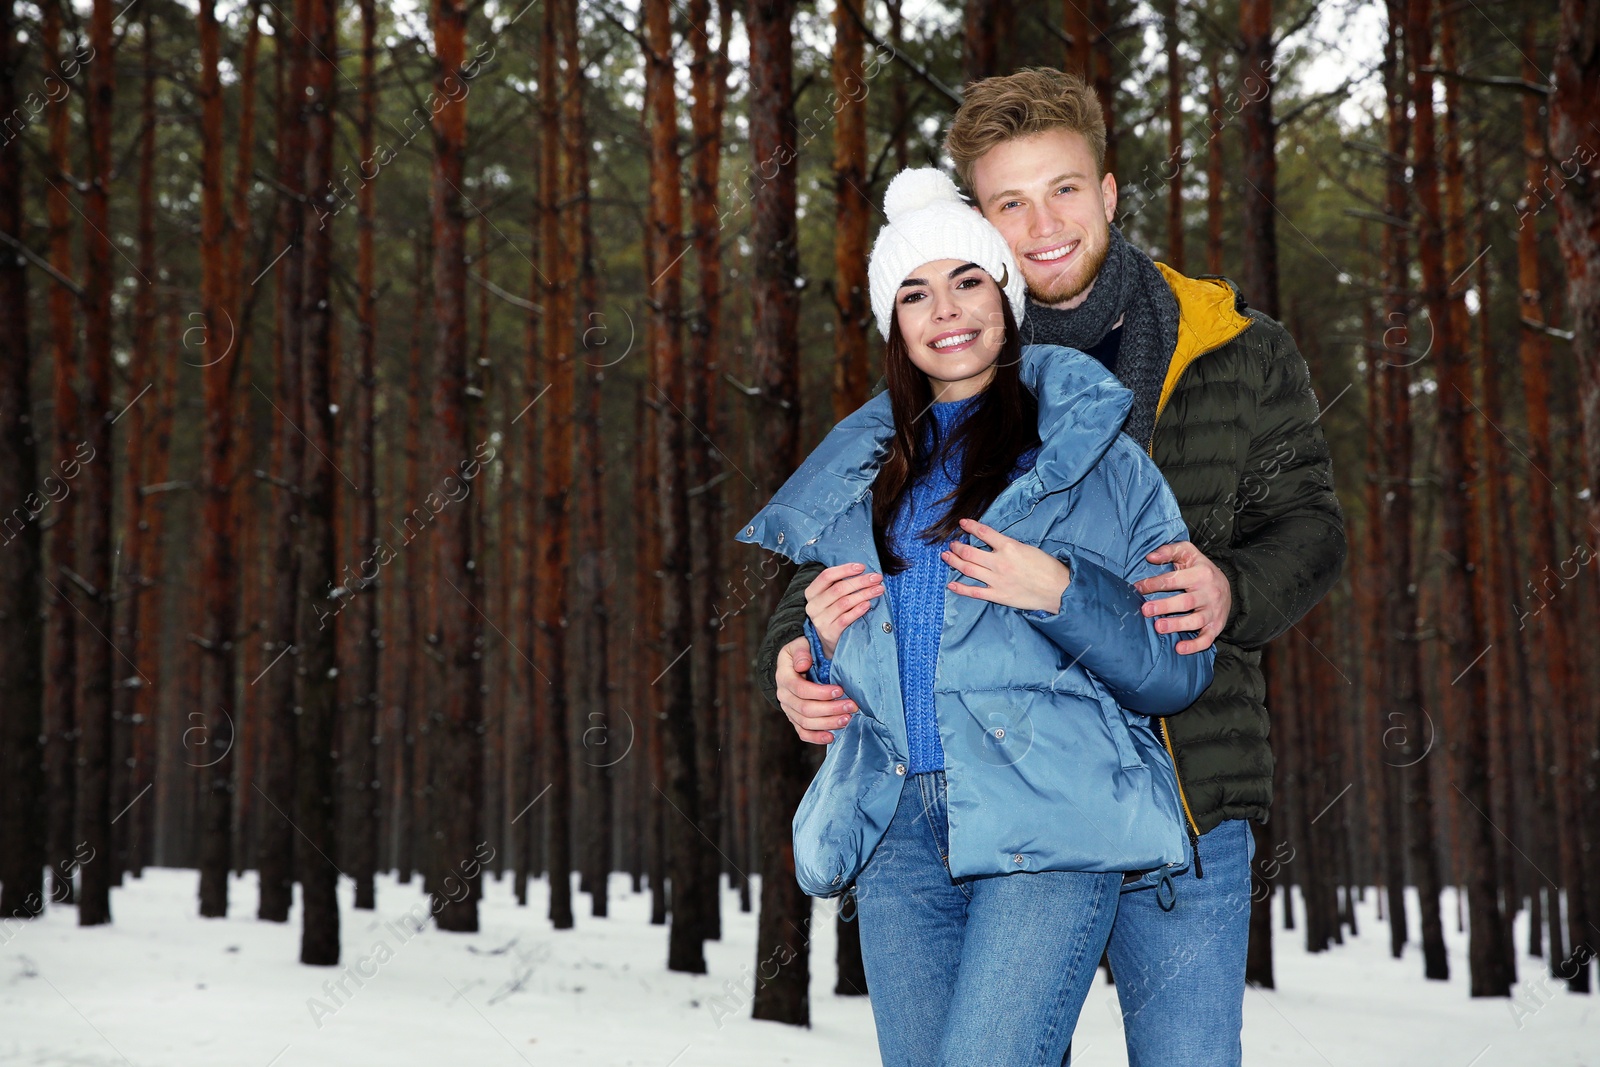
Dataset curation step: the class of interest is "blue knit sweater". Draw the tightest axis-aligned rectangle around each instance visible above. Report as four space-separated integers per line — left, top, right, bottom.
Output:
804 392 1040 772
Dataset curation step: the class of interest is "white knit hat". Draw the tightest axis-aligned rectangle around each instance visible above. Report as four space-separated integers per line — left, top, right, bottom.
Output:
867 168 1026 341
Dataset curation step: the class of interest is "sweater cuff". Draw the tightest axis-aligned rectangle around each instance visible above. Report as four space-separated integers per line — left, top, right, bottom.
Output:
802 616 833 685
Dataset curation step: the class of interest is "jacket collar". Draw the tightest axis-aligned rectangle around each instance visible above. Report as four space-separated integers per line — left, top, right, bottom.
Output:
1152 263 1253 429
735 344 1132 559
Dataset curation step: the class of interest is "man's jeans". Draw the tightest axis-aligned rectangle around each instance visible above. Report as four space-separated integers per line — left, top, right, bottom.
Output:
852 770 1121 1067
1099 816 1257 1066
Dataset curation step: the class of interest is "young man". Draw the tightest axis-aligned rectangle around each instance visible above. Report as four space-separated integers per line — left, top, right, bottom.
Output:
755 68 1346 1065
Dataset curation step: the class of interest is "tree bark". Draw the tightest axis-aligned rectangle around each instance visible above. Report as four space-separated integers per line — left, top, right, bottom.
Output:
74 0 118 928
396 230 431 887
1164 0 1184 272
128 38 172 872
294 0 342 965
688 0 734 943
428 0 485 933
344 0 382 913
41 0 79 909
1408 0 1510 996
196 0 242 922
0 0 45 925
748 0 811 1025
1549 0 1600 992
963 0 1000 82
1206 56 1224 276
1238 0 1278 318
536 0 574 931
258 0 308 923
1375 21 1409 963
645 0 708 974
829 0 871 993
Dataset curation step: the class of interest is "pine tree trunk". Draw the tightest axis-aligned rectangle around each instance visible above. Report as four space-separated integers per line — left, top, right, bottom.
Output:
1513 13 1557 969
687 0 732 943
830 0 871 995
645 0 707 974
562 0 612 921
428 0 485 934
963 0 1000 82
1063 0 1090 78
748 0 811 1026
537 0 574 931
1238 0 1277 318
1206 60 1224 275
1245 816 1274 987
74 0 118 928
1548 0 1600 992
293 0 342 965
1409 0 1511 996
196 0 241 922
41 0 79 909
1470 131 1522 973
636 384 668 927
336 0 382 912
1163 0 1184 271
397 231 430 887
1377 4 1411 962
128 206 171 881
1361 219 1400 959
256 0 306 923
1091 0 1116 175
0 0 45 924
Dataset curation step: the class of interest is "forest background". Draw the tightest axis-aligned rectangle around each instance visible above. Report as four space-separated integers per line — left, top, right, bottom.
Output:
0 0 1595 1034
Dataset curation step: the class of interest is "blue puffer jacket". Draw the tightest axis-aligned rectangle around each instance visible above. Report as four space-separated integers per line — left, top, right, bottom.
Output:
734 344 1216 899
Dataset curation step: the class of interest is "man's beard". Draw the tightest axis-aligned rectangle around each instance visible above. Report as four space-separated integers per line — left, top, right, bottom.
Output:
1021 230 1110 308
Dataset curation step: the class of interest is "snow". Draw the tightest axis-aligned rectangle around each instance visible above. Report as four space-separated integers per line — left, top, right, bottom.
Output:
0 871 1590 1065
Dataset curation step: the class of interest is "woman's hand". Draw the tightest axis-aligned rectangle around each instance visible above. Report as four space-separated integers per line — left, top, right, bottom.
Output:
805 561 886 658
942 518 1071 614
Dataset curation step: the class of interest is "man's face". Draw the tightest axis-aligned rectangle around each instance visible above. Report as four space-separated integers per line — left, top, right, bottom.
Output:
969 129 1118 310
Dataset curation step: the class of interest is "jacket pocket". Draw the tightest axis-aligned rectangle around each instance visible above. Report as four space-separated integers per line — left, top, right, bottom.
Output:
790 712 900 898
1092 685 1144 770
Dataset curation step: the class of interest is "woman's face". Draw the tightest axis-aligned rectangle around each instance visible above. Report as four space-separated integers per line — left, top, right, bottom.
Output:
894 259 1007 402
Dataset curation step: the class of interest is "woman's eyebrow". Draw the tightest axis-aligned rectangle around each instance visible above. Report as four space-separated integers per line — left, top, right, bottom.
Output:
899 262 981 289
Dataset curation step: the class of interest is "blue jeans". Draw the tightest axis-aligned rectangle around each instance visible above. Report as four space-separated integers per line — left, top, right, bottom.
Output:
1097 816 1257 1067
852 771 1121 1067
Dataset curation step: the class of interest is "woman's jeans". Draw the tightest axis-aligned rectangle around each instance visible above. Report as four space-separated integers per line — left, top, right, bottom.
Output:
852 770 1121 1067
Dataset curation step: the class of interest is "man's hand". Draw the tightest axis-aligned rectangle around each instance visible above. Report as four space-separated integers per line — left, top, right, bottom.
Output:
775 636 856 745
1133 540 1232 654
941 518 1072 613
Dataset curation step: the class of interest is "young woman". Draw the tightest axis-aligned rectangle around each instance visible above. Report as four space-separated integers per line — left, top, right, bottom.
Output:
735 169 1214 1067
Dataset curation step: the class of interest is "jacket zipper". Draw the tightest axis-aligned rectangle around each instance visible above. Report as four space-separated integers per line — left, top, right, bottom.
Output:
1143 329 1241 882
1158 715 1203 877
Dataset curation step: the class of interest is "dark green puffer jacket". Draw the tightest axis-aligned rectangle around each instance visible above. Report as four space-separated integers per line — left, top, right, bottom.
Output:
753 265 1346 847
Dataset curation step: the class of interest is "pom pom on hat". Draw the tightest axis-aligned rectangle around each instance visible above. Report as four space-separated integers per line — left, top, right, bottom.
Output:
882 168 965 221
867 167 1026 341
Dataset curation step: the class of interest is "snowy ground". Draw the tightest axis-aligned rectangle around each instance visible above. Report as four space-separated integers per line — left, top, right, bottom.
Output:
0 869 1592 1066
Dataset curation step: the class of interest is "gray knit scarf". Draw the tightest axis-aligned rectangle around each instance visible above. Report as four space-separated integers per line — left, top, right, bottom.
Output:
1019 222 1179 448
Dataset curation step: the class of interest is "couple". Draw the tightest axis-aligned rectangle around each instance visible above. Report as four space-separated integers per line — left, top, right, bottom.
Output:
736 67 1345 1066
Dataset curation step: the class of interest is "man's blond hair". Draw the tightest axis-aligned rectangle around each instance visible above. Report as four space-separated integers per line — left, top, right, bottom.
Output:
944 68 1107 193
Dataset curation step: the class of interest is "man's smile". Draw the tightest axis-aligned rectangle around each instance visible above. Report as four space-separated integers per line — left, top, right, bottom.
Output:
1024 240 1079 264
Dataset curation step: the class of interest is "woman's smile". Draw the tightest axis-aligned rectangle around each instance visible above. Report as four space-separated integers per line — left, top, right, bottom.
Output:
927 329 981 353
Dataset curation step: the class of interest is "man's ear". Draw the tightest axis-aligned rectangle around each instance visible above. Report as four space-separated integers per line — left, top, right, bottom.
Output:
1101 171 1118 222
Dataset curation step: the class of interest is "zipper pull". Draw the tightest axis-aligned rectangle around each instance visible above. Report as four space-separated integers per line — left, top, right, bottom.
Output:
1190 827 1204 879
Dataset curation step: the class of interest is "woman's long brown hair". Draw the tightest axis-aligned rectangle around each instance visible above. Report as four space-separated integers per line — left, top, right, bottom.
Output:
870 296 1039 576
